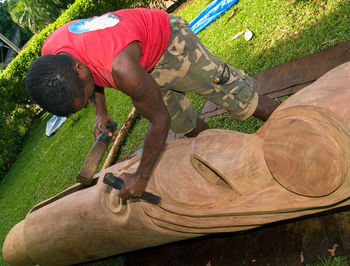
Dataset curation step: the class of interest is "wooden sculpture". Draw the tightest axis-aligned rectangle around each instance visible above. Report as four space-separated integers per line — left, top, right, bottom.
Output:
3 62 350 265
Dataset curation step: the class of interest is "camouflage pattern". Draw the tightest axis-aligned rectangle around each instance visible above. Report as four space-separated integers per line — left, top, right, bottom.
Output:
150 15 258 134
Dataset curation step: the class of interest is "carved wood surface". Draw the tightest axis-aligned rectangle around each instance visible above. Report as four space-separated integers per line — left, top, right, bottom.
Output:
128 57 350 265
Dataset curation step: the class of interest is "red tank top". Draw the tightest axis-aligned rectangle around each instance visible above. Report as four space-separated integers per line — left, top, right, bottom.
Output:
42 8 171 88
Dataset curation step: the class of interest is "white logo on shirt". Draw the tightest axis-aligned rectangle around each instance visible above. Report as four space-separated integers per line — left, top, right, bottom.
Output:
69 13 119 33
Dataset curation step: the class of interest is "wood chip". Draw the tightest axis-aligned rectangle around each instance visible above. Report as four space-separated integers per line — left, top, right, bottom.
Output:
328 243 338 256
231 30 246 40
322 39 336 45
224 7 238 25
300 251 304 263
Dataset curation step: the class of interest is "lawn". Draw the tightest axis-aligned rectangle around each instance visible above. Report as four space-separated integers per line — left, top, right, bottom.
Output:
1 0 350 265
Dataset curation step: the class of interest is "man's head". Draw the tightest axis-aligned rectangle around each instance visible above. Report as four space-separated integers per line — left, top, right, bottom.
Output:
25 54 95 116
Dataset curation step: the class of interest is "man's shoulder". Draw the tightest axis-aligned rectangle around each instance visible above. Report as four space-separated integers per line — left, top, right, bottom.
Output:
42 23 71 55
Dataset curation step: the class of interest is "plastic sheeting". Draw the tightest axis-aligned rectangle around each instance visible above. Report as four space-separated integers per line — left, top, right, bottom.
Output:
46 115 67 136
188 0 240 34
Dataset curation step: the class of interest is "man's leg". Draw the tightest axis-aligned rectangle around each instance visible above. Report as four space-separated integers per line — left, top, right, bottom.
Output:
151 15 280 123
182 93 280 137
151 14 280 136
253 94 280 121
185 118 210 138
156 89 209 137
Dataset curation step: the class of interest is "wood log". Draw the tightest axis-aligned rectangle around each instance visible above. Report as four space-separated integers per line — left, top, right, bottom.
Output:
102 107 138 170
253 40 350 98
3 62 350 265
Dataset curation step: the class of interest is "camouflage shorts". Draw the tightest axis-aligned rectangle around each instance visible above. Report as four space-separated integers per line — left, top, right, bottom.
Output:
150 15 258 134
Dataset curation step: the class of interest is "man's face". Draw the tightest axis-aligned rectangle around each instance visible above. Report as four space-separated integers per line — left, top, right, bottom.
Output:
73 79 95 112
73 63 95 112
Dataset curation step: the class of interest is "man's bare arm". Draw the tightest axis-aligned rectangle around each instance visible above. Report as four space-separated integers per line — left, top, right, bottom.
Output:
92 85 114 139
112 41 171 198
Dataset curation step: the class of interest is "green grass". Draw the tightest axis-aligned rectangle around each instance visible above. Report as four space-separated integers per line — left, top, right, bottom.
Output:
1 0 350 265
306 256 350 266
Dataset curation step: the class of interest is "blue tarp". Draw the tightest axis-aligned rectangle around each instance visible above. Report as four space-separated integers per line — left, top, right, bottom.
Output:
188 0 240 34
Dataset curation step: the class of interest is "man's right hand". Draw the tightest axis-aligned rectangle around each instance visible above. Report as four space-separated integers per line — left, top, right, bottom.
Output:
118 172 149 199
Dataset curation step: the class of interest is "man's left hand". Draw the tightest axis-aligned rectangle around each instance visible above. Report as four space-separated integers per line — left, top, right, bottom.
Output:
94 113 117 140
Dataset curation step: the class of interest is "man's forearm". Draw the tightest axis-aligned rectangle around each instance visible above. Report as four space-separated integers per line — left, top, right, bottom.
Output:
92 86 113 138
136 117 170 181
93 86 109 115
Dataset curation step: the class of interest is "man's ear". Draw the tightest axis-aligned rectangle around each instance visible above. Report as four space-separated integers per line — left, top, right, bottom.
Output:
73 61 86 79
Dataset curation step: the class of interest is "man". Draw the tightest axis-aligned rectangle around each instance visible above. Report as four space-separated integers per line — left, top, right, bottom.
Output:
25 8 279 200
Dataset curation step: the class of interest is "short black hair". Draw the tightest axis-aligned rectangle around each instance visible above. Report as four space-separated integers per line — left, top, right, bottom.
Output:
25 54 83 116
